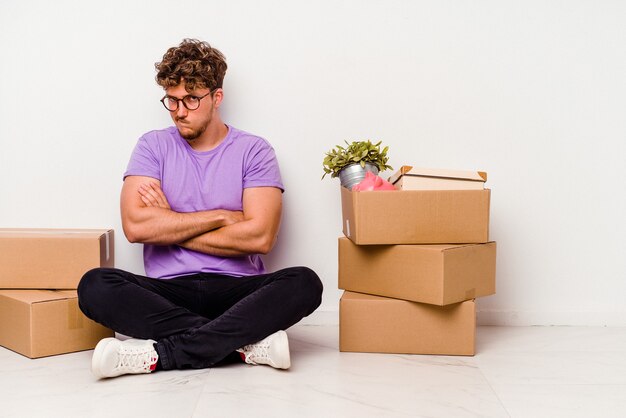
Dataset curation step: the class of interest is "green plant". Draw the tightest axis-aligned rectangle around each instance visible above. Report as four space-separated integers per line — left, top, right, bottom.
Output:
322 140 393 179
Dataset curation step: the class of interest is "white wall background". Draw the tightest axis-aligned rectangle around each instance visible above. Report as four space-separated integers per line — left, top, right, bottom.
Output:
1 0 625 326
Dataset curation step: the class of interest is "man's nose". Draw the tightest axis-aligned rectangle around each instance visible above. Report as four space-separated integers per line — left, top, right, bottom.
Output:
176 103 188 118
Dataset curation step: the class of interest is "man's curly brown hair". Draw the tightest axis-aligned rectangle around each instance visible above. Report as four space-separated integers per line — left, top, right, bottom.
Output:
155 39 227 92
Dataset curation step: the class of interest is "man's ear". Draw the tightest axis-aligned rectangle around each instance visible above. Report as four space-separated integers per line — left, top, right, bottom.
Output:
213 88 224 108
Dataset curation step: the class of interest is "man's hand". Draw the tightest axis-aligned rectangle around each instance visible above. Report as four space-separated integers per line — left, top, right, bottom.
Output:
219 209 246 226
138 182 171 210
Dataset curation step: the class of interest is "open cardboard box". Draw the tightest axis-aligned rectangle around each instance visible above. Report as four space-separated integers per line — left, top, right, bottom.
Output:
340 291 475 356
340 186 490 244
338 238 496 306
0 289 114 358
0 228 114 289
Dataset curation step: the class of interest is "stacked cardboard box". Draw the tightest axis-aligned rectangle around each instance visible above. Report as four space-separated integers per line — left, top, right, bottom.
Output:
338 167 496 356
0 229 115 358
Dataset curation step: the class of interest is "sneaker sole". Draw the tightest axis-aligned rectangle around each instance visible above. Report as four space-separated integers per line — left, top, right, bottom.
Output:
273 330 291 370
91 337 118 378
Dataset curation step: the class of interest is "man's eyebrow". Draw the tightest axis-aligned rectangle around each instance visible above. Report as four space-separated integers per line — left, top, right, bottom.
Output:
164 94 183 99
165 93 199 99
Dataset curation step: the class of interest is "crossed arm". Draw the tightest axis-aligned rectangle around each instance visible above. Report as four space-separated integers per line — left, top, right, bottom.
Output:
120 175 282 257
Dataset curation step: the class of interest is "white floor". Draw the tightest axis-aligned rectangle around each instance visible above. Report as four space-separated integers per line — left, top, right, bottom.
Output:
1 325 626 418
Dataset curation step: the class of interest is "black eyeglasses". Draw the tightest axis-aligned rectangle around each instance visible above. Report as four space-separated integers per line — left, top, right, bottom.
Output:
160 90 215 112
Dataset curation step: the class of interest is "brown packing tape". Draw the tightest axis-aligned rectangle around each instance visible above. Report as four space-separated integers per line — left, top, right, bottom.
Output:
105 232 110 262
67 298 84 330
98 230 115 267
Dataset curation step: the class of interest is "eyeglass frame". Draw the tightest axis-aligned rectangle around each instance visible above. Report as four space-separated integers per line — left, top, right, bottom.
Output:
159 89 217 112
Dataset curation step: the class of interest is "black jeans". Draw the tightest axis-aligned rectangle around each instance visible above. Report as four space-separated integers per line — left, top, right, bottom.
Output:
77 266 323 370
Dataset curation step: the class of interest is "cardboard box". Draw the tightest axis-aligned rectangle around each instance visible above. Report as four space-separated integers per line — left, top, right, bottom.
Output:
340 291 475 356
340 187 490 244
0 289 114 358
388 166 487 190
338 238 496 306
0 228 114 289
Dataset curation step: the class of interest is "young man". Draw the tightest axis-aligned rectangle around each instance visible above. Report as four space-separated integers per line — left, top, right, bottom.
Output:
77 39 323 378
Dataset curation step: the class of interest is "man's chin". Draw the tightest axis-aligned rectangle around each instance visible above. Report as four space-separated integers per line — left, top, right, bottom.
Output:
178 126 200 141
180 132 199 141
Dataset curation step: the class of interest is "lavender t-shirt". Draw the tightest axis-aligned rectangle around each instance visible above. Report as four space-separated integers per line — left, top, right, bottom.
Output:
124 125 284 279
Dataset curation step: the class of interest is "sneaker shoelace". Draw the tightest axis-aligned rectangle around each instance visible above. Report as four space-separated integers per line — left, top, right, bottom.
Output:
116 347 158 373
241 341 271 364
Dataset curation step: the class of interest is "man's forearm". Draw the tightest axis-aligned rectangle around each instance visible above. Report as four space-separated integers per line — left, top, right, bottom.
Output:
124 207 234 245
129 180 276 252
179 218 276 257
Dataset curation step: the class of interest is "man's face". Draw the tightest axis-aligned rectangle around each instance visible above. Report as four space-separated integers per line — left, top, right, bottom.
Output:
164 83 217 141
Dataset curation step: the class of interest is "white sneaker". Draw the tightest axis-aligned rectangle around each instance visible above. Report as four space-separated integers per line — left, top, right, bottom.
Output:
237 330 291 370
91 337 158 378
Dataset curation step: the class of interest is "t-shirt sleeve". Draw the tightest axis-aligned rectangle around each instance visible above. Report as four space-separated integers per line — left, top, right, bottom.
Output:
123 136 161 181
243 139 285 192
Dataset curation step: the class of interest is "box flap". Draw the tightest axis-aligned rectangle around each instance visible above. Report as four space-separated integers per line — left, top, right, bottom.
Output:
0 228 112 239
338 237 478 252
0 289 78 304
342 291 389 302
439 241 495 252
388 166 487 184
